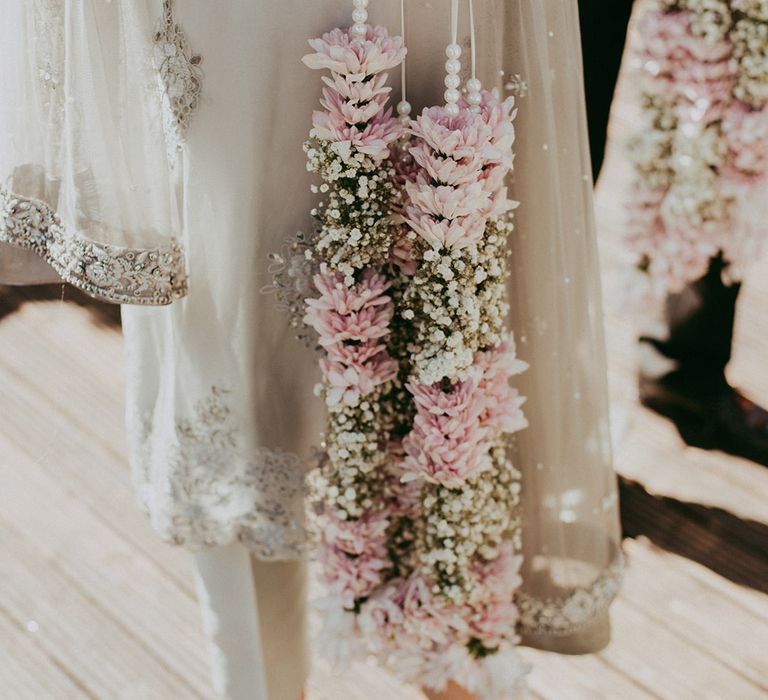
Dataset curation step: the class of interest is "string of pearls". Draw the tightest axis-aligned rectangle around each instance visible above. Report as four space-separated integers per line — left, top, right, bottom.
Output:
444 42 462 117
351 0 368 40
465 0 482 112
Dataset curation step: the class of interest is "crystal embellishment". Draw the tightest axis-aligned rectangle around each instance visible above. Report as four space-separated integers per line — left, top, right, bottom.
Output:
0 186 188 305
153 0 203 150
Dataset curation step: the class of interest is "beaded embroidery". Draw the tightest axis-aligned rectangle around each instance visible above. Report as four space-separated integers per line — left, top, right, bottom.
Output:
130 387 309 560
153 0 203 151
0 186 187 305
517 558 624 636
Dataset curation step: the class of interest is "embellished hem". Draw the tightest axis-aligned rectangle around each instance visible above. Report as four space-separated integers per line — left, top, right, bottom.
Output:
130 387 309 561
517 556 624 637
0 186 188 305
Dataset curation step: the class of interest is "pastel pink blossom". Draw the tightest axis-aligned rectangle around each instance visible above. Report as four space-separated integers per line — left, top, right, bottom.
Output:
411 106 497 161
639 10 733 104
319 84 390 127
402 380 492 487
324 511 390 557
321 539 388 608
304 301 393 346
406 176 490 220
309 271 391 316
320 352 398 406
723 102 768 176
388 231 418 276
466 544 523 646
475 90 517 167
313 108 401 161
407 210 486 251
321 71 392 104
409 143 486 186
303 25 406 80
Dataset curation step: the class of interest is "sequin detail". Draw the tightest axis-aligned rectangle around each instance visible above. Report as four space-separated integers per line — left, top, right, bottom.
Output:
153 0 203 150
517 558 624 636
0 186 187 305
130 387 308 560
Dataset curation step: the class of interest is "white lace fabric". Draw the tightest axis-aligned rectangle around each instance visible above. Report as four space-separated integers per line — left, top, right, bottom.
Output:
0 0 190 305
130 387 309 560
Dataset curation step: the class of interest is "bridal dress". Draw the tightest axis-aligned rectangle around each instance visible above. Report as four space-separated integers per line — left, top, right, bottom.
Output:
0 1 621 698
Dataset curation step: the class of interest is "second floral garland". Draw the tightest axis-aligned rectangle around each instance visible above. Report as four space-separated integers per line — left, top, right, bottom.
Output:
275 3 529 697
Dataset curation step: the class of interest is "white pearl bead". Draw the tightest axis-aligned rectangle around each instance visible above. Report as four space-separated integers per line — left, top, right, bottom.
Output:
466 77 482 93
445 58 461 75
352 0 368 7
444 74 461 89
397 100 412 116
352 22 367 35
399 115 410 126
444 88 460 104
445 43 462 60
468 105 481 113
352 8 367 23
444 102 460 117
467 91 482 106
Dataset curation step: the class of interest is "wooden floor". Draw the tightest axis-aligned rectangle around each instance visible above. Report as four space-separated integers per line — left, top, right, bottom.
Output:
2 48 768 700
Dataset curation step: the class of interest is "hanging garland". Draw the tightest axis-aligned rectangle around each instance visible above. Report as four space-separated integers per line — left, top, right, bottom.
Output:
274 1 528 696
626 0 768 303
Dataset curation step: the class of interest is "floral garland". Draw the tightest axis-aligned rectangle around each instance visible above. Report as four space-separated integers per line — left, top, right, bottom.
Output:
626 0 768 302
273 9 529 697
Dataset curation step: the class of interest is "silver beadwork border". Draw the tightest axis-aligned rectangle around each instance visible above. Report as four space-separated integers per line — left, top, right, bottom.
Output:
0 186 188 305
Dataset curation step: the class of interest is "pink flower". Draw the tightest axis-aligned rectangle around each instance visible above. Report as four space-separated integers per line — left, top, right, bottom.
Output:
402 381 493 486
466 544 523 646
309 271 391 316
475 90 517 167
303 26 406 80
406 211 486 251
324 511 390 557
406 176 490 220
319 84 390 127
409 143 486 186
304 302 393 346
313 109 401 161
320 351 398 406
639 10 733 105
321 72 392 104
388 230 418 276
411 106 496 161
321 541 388 608
723 102 768 176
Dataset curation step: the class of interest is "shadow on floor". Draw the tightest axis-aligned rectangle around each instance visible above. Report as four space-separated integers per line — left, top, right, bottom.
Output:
0 284 122 328
620 475 768 595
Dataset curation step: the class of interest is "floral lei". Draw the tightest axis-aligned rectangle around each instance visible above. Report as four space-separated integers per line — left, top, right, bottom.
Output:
627 0 768 302
273 5 528 697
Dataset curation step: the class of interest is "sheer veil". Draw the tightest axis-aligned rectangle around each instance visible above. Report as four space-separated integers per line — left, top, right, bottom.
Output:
500 0 622 653
0 0 186 304
391 0 622 653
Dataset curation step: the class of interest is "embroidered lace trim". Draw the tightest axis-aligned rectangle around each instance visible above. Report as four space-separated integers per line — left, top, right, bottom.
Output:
517 558 624 636
131 387 309 561
153 0 203 151
0 186 188 305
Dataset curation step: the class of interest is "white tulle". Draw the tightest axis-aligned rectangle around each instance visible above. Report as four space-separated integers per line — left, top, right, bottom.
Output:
0 0 186 304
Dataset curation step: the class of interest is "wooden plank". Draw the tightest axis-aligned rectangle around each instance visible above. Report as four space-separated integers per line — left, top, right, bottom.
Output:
0 438 213 696
621 539 768 689
599 596 766 700
0 326 195 599
520 647 655 700
0 608 89 700
0 521 209 699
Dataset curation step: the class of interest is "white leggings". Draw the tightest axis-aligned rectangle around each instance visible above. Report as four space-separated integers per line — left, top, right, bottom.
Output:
194 543 308 700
